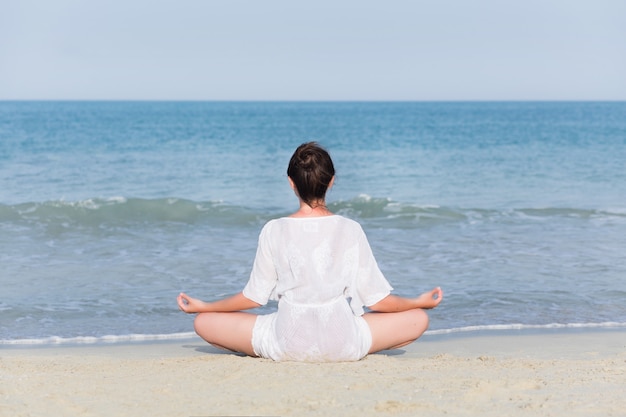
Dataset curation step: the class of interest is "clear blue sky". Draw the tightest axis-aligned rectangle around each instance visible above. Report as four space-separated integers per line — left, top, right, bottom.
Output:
2 0 625 100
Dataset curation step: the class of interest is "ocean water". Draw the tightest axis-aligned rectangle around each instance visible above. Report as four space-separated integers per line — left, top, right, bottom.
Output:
1 101 625 345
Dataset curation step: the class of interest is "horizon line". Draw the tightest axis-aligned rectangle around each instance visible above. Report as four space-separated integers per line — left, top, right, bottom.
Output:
2 98 625 103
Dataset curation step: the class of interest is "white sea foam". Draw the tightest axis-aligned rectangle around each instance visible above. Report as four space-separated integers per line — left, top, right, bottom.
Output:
107 196 128 204
425 322 626 336
0 332 197 346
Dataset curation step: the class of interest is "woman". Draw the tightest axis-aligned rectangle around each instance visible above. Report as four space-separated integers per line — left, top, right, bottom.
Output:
177 142 443 361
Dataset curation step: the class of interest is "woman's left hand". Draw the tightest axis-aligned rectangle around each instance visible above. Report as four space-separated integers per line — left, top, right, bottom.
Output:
177 292 206 314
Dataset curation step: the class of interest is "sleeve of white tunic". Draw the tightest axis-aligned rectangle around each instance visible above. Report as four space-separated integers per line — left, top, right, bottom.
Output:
242 223 278 305
346 225 393 315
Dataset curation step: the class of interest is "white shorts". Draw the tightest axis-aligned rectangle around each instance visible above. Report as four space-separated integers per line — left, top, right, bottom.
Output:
251 298 372 362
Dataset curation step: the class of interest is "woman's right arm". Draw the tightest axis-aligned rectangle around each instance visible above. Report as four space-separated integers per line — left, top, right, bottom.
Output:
177 291 261 314
367 287 443 313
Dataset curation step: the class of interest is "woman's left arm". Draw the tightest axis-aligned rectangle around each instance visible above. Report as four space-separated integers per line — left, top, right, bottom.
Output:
177 291 261 314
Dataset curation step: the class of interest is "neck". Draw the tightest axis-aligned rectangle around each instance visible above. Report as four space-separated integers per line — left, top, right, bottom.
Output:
291 200 333 218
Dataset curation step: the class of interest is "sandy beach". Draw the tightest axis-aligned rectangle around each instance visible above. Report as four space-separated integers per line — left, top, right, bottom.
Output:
1 329 624 417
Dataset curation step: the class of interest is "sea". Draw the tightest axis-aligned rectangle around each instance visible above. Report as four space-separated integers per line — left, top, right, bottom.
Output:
1 101 625 345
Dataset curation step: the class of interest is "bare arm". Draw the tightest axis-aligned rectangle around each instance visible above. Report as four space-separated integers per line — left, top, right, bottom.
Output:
368 287 443 313
177 291 261 314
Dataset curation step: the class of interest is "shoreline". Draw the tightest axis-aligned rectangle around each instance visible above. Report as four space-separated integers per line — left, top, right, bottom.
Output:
2 329 624 416
3 321 625 348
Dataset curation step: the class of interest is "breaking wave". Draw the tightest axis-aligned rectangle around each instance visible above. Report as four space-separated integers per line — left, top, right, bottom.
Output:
1 195 624 229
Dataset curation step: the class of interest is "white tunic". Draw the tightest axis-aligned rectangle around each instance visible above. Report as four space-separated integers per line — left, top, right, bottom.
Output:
243 215 392 362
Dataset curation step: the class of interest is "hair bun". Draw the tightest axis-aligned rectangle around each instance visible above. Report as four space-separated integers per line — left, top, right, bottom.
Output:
296 150 316 169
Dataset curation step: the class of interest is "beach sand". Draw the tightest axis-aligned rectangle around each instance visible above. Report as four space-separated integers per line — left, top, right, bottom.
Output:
1 330 624 417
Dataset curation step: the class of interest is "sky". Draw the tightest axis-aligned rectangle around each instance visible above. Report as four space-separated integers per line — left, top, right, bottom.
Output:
1 0 625 101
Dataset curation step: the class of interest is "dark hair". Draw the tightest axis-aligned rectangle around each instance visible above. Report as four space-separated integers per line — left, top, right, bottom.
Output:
287 142 335 207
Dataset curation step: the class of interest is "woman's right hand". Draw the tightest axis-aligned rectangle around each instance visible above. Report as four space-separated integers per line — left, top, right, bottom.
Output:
415 287 443 309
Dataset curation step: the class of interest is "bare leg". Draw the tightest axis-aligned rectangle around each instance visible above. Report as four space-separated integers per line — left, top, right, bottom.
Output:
193 312 258 357
363 308 429 353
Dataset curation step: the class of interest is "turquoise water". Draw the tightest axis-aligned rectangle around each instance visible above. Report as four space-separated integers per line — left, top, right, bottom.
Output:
1 101 625 344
